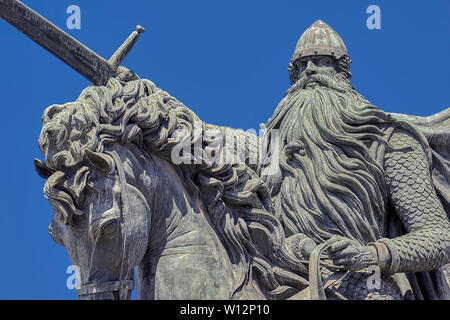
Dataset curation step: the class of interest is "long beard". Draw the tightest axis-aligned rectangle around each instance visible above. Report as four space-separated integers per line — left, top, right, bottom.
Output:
260 73 394 244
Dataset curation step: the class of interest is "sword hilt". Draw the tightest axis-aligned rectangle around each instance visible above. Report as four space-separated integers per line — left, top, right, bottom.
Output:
108 25 145 71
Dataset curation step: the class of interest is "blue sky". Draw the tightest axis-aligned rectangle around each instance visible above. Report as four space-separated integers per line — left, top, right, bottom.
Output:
0 0 448 299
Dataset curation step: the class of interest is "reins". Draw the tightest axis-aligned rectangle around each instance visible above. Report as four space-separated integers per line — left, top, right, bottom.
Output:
108 150 135 300
309 242 334 300
308 241 348 300
76 150 135 300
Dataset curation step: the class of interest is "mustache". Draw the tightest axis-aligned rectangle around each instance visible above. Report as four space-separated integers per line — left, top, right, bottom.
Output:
286 73 349 96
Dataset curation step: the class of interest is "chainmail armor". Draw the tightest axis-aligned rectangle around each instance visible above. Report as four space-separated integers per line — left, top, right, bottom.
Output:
383 129 450 273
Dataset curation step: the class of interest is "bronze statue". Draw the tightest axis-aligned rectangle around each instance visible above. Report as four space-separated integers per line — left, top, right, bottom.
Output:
2 1 448 299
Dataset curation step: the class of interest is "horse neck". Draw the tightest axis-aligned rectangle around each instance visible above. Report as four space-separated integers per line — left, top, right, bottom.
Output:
135 153 236 299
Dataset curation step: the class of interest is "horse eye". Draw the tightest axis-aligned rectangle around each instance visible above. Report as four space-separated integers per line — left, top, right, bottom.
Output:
100 220 118 238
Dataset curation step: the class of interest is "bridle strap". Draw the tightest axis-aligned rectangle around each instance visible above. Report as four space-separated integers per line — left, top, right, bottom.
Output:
76 280 134 296
109 150 133 300
77 149 134 300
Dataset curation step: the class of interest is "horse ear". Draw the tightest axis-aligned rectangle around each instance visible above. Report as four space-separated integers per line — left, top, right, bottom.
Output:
34 159 54 179
84 150 114 174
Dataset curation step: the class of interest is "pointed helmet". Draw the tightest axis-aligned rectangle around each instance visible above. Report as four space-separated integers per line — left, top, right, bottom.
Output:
291 20 348 63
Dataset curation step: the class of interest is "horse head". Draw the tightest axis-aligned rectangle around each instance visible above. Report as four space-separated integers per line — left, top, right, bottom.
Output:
35 145 150 300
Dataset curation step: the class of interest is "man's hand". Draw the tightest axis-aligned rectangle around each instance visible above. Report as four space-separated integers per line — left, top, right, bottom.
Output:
326 235 378 271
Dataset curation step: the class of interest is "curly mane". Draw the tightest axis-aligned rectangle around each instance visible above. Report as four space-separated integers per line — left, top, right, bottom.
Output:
38 73 310 299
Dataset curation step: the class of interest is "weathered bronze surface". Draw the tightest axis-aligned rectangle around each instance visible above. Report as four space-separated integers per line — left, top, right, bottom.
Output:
3 2 449 300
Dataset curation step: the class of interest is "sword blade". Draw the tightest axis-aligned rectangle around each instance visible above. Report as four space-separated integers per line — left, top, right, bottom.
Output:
0 0 114 85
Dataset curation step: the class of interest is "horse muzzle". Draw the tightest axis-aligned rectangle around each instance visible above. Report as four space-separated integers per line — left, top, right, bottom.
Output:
76 279 135 300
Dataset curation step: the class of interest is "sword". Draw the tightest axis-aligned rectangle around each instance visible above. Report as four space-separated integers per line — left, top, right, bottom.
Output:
0 0 144 85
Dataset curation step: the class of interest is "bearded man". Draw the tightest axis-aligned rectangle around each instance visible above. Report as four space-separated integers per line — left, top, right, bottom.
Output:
259 20 450 299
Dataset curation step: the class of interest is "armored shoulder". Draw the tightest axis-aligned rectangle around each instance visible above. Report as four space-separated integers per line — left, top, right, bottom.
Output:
378 129 450 273
384 129 448 231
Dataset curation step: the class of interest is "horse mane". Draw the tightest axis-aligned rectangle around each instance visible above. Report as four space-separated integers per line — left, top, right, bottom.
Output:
38 73 309 299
